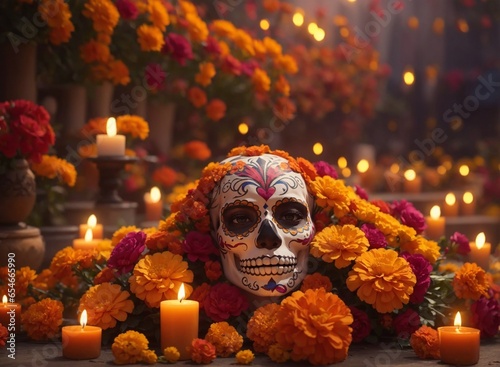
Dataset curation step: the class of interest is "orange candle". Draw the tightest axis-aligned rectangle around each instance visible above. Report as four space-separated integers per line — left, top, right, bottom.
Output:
468 232 491 271
144 186 163 222
161 283 199 360
79 214 103 239
425 205 445 240
73 229 100 250
62 310 102 360
443 192 458 217
438 312 480 366
403 169 421 193
0 295 21 333
461 191 476 216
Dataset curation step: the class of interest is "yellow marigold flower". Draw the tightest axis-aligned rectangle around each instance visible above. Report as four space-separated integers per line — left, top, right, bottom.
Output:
274 54 298 74
80 39 110 63
49 246 90 279
232 29 255 55
253 39 267 59
400 236 441 264
452 262 490 300
218 40 230 56
78 283 134 330
83 0 119 34
112 226 139 247
179 0 198 15
275 288 352 365
352 198 379 223
300 272 333 292
210 19 236 37
117 115 149 140
347 248 416 313
311 224 369 268
15 266 37 298
141 349 158 364
148 0 170 31
166 182 197 206
252 68 271 94
274 75 290 96
263 36 282 58
247 303 280 353
236 350 255 365
31 155 77 187
97 238 113 259
163 346 180 363
205 321 243 357
267 343 290 363
137 24 164 52
129 251 194 307
195 62 216 87
112 330 151 365
186 13 208 42
310 176 354 218
21 299 63 341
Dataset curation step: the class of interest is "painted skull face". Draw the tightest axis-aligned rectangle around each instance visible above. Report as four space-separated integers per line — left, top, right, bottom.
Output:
210 154 315 297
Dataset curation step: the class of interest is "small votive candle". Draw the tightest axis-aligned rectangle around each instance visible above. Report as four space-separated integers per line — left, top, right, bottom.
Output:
461 191 476 216
468 232 491 270
443 192 458 217
144 186 163 222
96 117 125 156
425 205 445 240
0 295 21 333
73 229 100 250
79 214 103 239
438 312 480 366
62 310 102 360
403 169 422 193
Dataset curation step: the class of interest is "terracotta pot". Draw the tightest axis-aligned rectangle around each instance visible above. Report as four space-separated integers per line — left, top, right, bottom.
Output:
0 159 36 225
0 225 45 271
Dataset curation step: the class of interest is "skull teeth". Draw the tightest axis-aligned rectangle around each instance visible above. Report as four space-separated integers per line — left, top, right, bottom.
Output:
238 256 297 276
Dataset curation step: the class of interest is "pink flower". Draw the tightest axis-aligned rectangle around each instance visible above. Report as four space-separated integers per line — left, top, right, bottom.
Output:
108 231 146 274
115 0 138 20
204 283 249 321
241 60 259 77
162 33 193 66
361 223 387 249
145 63 167 91
349 306 371 342
354 185 368 200
313 161 338 179
182 231 219 262
471 294 500 338
394 308 421 338
203 36 221 55
391 200 426 234
401 252 432 304
449 232 470 255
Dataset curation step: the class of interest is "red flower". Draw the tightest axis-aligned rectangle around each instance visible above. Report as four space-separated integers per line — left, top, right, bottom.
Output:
182 231 218 262
393 308 421 338
204 260 222 281
222 55 242 75
204 283 249 322
115 0 138 20
162 33 193 66
191 338 216 364
204 36 221 55
349 306 371 342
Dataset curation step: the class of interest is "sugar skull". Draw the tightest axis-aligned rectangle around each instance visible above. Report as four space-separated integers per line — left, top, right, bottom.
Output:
209 153 315 297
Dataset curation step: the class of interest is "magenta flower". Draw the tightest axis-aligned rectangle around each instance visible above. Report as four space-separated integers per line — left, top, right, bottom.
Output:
401 252 432 304
393 308 421 338
115 0 138 20
354 185 369 200
144 63 167 91
241 60 259 77
471 293 500 338
313 161 338 179
162 33 193 66
108 231 146 274
349 306 371 342
392 200 426 234
204 36 222 55
449 232 470 255
182 231 219 262
204 283 249 322
361 223 387 249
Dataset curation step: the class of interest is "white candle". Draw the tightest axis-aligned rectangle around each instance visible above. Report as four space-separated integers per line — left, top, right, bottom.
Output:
96 117 125 156
425 205 445 240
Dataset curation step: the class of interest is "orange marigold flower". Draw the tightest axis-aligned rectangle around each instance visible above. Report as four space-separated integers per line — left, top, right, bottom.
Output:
191 283 211 310
263 0 281 12
274 97 296 121
137 24 164 51
141 349 157 364
31 155 77 187
310 176 355 218
94 267 115 285
205 321 243 357
452 262 490 300
79 283 134 329
195 62 216 87
80 39 110 63
178 0 197 15
188 87 208 108
252 68 271 93
400 236 441 264
191 338 216 364
247 302 280 353
197 162 232 195
107 59 131 86
205 99 226 121
274 75 290 96
275 288 353 365
263 36 282 58
15 266 37 298
204 260 222 281
48 22 74 45
146 230 184 254
112 226 139 247
347 248 416 313
311 224 370 268
83 0 119 34
117 114 149 140
268 343 290 363
296 157 316 182
21 298 63 341
300 272 333 292
152 166 178 187
112 330 153 365
228 145 271 157
186 13 208 42
129 251 194 307
235 349 254 365
274 54 298 74
33 268 57 291
210 20 236 37
149 0 170 31
232 29 255 55
184 140 211 161
410 325 440 360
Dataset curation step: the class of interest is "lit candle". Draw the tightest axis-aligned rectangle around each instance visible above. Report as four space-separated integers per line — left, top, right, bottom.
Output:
96 117 125 156
0 295 21 333
356 159 373 191
438 312 480 366
403 169 422 193
79 214 103 239
425 205 445 240
443 192 458 217
73 229 100 250
62 310 102 360
144 186 163 222
161 283 199 360
461 191 475 216
468 232 491 270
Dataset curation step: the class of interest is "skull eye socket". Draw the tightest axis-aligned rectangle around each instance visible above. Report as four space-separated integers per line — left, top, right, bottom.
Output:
274 201 308 229
223 205 259 235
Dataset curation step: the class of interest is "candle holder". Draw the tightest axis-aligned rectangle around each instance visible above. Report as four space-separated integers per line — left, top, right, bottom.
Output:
88 156 138 204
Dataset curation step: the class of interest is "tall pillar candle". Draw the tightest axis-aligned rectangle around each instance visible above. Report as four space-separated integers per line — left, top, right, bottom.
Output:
461 191 476 216
443 192 458 217
468 232 491 270
144 186 163 222
425 205 445 240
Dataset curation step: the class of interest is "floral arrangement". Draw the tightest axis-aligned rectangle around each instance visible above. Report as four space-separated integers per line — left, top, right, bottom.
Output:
2 145 499 365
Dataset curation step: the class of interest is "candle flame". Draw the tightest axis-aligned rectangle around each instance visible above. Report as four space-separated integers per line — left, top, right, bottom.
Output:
106 117 117 137
463 191 474 204
459 164 470 176
87 214 97 228
475 232 485 250
445 193 456 206
2 295 6 304
357 159 369 173
84 228 93 242
178 283 185 302
150 186 161 203
454 312 461 331
404 169 416 181
80 309 88 329
430 205 441 219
